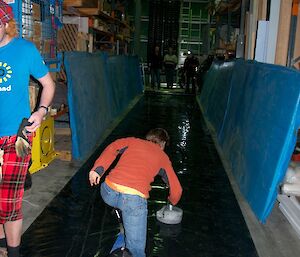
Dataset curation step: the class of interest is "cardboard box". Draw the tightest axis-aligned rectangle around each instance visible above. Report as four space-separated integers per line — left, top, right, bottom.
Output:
57 29 64 51
32 3 41 21
29 82 40 112
56 150 72 161
33 21 42 38
43 39 51 55
63 0 98 7
76 32 88 52
32 38 41 51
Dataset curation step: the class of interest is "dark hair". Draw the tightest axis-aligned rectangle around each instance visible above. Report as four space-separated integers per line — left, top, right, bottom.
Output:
146 128 169 146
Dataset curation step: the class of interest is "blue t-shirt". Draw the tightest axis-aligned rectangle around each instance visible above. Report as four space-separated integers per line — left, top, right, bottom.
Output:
0 38 48 137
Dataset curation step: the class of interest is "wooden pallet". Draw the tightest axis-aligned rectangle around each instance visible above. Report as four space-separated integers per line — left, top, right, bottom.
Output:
56 150 72 161
58 24 79 81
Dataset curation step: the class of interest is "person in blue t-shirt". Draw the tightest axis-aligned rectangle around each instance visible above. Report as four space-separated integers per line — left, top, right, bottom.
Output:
0 1 55 256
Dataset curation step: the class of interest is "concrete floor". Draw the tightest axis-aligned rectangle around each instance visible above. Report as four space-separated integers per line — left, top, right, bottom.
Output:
22 88 300 257
218 143 300 257
22 132 79 233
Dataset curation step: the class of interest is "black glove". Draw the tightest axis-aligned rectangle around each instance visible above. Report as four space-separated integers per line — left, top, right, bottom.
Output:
15 118 33 158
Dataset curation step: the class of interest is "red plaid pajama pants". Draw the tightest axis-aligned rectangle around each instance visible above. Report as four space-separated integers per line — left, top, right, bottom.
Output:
0 135 32 224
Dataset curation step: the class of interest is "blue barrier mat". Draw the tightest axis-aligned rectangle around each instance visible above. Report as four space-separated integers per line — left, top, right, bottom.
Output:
21 94 258 257
64 52 143 160
199 59 300 222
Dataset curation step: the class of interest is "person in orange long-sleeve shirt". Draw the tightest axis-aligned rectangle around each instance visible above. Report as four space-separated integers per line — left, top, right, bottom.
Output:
89 128 182 257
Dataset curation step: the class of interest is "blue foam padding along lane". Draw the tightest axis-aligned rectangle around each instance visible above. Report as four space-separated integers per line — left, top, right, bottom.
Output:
64 52 143 160
198 59 300 222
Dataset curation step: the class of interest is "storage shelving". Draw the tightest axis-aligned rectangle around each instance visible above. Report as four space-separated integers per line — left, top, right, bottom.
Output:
62 0 132 55
178 0 210 64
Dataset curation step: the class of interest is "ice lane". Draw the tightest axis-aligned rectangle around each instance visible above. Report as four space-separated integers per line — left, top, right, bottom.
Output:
21 93 258 257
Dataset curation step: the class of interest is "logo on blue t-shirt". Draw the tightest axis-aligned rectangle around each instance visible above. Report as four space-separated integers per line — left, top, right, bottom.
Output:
0 61 13 92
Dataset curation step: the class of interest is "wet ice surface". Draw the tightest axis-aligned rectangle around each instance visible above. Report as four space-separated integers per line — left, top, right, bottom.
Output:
21 93 258 257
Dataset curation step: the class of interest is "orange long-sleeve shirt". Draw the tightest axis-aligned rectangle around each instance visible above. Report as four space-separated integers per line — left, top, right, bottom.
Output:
91 137 182 205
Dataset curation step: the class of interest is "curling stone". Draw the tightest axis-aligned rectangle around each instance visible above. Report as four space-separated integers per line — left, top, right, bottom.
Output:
156 204 183 225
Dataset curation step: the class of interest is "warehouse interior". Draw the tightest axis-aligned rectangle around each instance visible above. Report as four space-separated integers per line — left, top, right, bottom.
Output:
3 0 300 256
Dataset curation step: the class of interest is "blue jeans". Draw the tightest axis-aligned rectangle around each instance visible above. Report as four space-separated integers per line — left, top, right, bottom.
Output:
101 182 147 257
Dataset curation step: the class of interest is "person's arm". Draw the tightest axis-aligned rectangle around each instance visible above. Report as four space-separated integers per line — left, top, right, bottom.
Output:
26 73 55 132
163 160 182 205
173 55 178 66
163 55 166 67
89 138 130 186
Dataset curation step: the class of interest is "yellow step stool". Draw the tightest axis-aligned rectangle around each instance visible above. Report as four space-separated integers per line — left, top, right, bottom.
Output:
29 115 57 174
